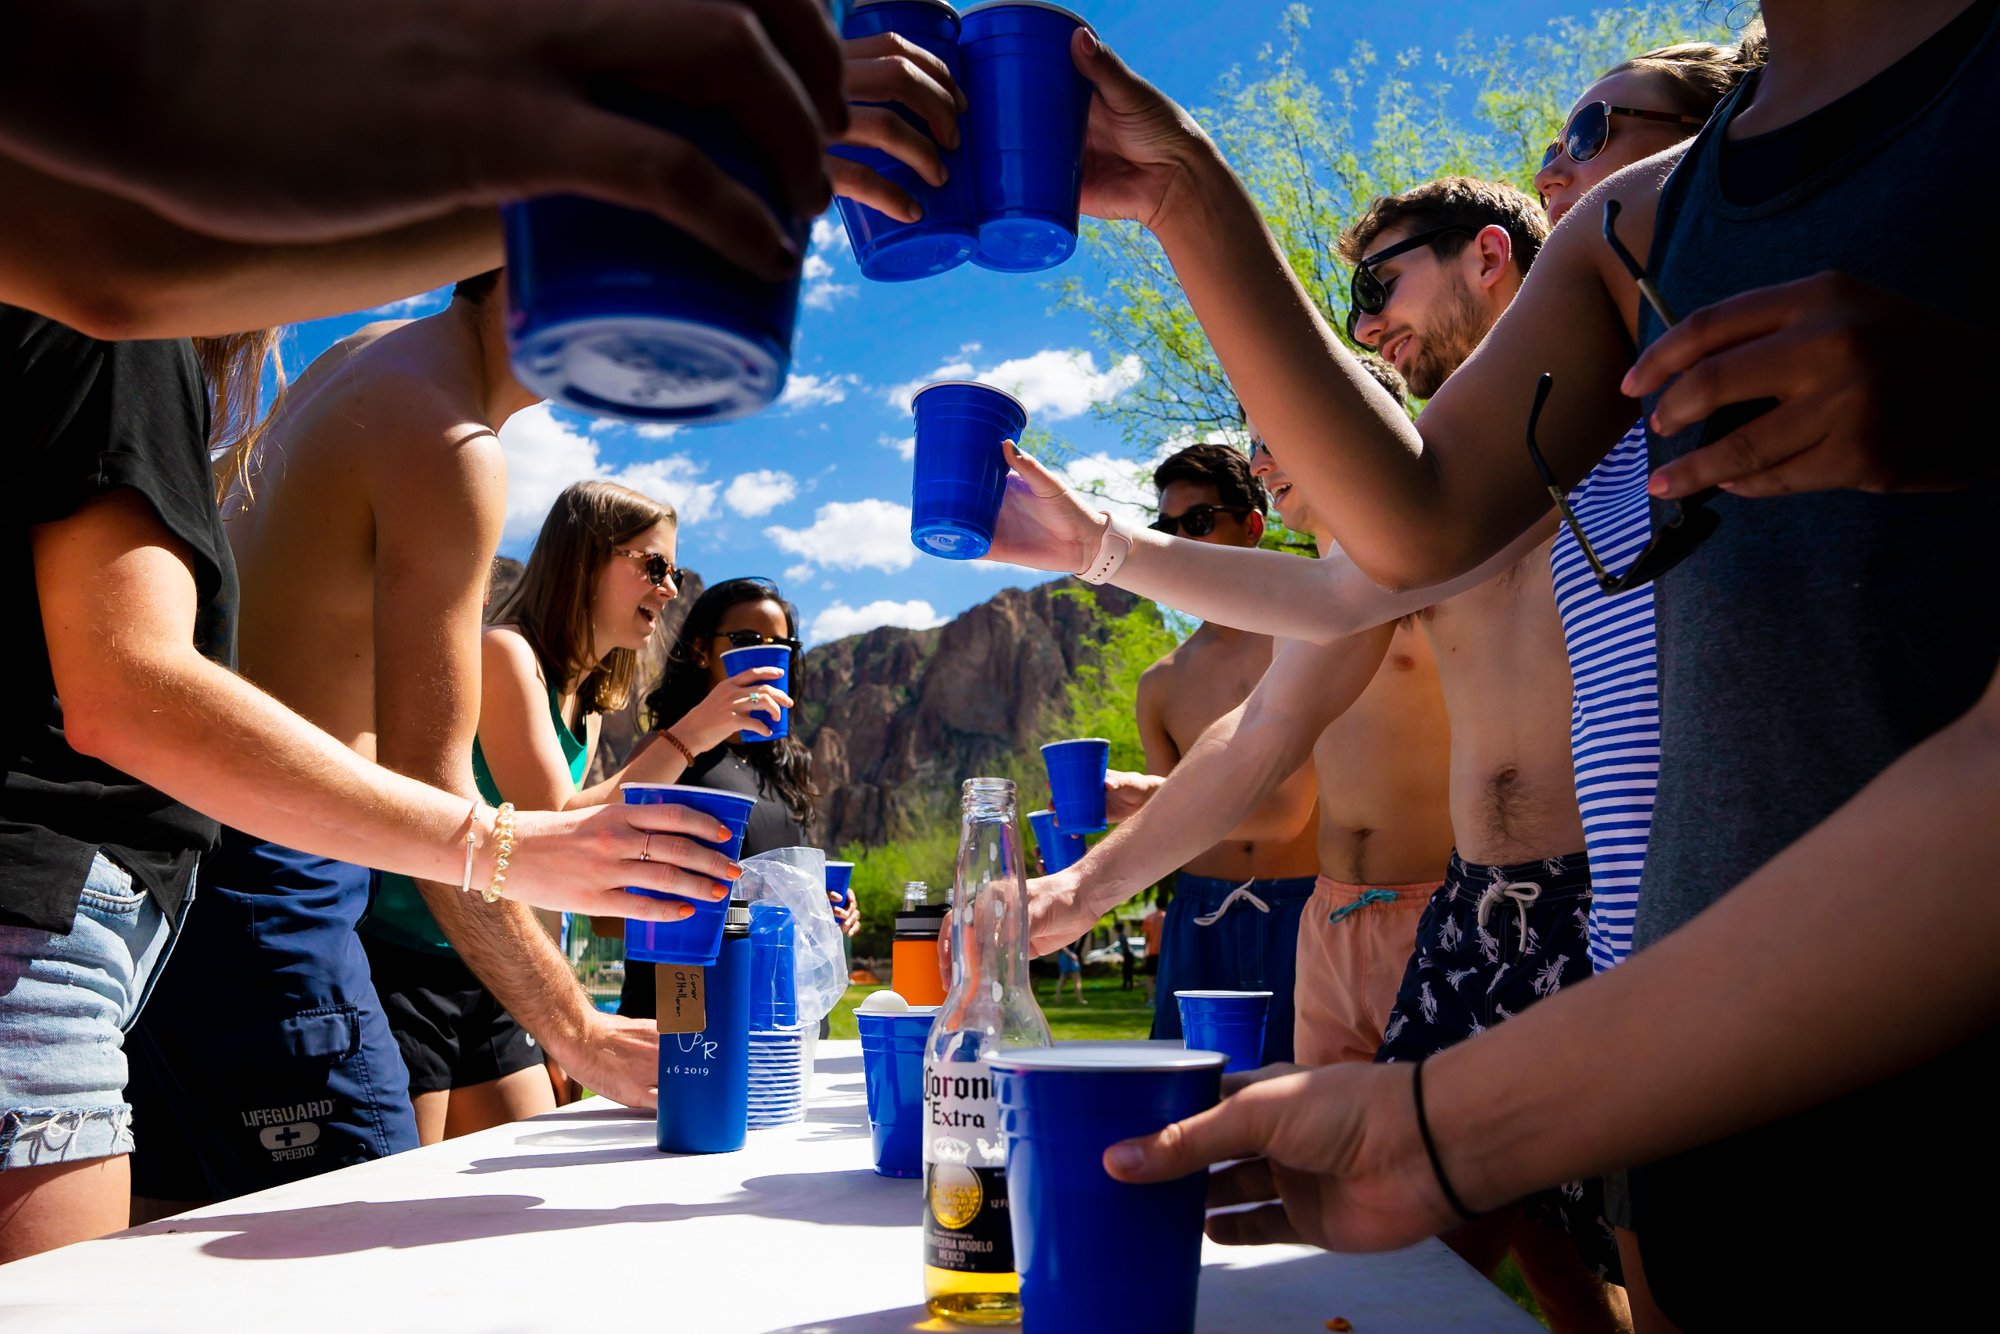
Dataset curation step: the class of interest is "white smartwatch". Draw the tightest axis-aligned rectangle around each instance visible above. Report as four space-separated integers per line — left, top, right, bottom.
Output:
1077 512 1135 585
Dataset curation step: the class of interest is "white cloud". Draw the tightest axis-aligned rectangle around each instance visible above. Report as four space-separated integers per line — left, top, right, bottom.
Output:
884 347 1143 420
497 403 719 542
1047 450 1158 529
882 434 917 461
765 498 917 573
724 468 800 518
803 280 859 311
801 220 858 311
361 285 450 319
809 598 946 644
783 562 816 583
779 371 859 411
810 217 851 254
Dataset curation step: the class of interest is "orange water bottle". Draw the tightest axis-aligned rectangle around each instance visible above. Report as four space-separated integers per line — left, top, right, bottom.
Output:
891 882 947 1007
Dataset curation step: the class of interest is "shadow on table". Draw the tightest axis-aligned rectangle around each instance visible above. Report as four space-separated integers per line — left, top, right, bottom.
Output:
116 1169 915 1261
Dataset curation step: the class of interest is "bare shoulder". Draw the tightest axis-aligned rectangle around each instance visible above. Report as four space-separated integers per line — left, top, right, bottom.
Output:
482 625 546 683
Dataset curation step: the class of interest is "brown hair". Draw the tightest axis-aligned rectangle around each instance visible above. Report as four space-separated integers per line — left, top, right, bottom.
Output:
1354 352 1410 409
492 480 678 715
1607 22 1769 120
198 329 287 505
1337 177 1551 278
1153 441 1267 514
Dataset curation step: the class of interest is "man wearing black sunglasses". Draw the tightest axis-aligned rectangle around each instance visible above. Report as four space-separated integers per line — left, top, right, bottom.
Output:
1124 444 1321 1062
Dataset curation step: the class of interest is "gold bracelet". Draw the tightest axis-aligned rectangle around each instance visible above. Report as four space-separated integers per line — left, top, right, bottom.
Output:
660 728 697 767
457 800 485 896
482 802 517 904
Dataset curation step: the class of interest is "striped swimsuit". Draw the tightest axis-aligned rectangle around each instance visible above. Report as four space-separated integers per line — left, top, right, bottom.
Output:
1550 422 1659 972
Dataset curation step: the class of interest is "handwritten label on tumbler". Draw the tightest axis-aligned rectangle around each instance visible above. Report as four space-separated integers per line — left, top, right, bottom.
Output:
656 963 708 1034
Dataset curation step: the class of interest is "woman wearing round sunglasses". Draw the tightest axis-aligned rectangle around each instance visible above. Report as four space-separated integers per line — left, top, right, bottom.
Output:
618 576 857 1021
362 481 791 1142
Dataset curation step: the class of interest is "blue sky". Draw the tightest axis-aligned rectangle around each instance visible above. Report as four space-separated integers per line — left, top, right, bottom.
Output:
284 0 1603 645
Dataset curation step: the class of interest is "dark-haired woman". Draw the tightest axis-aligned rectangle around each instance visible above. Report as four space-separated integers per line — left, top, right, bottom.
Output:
619 576 857 1021
362 481 792 1142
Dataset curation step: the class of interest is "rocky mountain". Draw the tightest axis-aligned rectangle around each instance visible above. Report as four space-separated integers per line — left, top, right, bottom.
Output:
571 568 1136 848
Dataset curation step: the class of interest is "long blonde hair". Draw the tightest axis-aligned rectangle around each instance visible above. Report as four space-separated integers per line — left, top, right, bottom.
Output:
197 328 287 505
1607 22 1769 120
493 480 679 715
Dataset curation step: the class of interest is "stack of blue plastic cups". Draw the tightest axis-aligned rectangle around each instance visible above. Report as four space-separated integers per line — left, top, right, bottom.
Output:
747 902 807 1128
831 0 980 280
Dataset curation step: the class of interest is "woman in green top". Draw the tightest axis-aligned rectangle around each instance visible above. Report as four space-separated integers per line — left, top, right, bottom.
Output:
363 480 791 1142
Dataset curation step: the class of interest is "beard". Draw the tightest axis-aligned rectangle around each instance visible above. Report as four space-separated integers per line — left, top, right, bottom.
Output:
1401 278 1491 398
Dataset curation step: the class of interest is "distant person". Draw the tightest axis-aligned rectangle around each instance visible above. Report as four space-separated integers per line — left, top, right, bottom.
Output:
619 577 859 1022
1127 443 1319 1060
1118 930 1136 992
0 307 704 1263
1054 944 1087 1004
1140 895 1167 1004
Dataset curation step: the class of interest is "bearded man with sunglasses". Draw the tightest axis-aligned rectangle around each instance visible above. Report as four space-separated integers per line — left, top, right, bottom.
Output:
1117 443 1324 1059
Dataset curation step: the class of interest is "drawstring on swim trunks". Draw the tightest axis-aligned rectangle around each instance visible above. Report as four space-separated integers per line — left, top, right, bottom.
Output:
1193 880 1270 926
1327 887 1398 924
1475 880 1542 957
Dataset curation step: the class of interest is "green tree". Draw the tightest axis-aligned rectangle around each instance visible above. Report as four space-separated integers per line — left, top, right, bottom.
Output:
1057 3 1736 449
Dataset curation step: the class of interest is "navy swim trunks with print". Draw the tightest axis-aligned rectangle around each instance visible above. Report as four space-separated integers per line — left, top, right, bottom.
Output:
1375 850 1619 1281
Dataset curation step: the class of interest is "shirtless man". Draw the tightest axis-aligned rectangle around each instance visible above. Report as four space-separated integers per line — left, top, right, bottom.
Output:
1129 443 1321 1061
992 181 1623 1328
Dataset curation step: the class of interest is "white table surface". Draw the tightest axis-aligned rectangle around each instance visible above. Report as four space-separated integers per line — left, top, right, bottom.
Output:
0 1042 1539 1334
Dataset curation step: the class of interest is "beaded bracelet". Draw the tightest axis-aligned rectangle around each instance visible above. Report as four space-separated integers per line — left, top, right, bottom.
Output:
482 802 517 904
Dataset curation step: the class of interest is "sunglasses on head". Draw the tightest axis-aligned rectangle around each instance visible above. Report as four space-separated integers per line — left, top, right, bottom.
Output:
1523 200 1715 596
1540 101 1707 175
1150 503 1252 538
614 548 682 589
1346 226 1474 344
713 628 802 655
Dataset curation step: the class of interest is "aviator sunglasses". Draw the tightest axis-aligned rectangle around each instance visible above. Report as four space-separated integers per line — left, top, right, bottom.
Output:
1151 503 1253 538
1523 200 1717 596
1346 226 1473 343
613 548 683 588
1540 100 1706 174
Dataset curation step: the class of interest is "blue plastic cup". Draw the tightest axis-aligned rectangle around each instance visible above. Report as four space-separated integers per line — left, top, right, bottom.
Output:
832 0 979 281
719 644 793 742
990 1042 1226 1334
1026 809 1086 874
909 379 1027 559
1040 738 1110 834
959 1 1094 273
658 909 752 1154
622 784 756 966
825 860 856 909
1175 990 1272 1075
501 96 806 424
856 1005 939 1178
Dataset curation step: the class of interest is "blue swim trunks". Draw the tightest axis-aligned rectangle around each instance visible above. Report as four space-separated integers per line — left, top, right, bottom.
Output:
1150 872 1314 1065
125 829 418 1202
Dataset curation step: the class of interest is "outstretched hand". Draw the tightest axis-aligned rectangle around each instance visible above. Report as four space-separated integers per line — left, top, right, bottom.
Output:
1628 272 1993 500
828 32 967 222
1103 1061 1462 1254
1068 27 1212 230
983 440 1105 574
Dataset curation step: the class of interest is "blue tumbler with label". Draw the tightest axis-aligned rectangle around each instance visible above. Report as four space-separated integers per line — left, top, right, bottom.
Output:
959 1 1094 273
502 95 806 424
832 0 979 281
658 904 752 1155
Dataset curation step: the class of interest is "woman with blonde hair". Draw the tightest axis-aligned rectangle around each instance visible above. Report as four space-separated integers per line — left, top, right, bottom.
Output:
363 480 791 1140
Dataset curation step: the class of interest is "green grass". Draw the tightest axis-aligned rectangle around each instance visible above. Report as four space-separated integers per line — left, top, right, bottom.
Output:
828 973 1155 1041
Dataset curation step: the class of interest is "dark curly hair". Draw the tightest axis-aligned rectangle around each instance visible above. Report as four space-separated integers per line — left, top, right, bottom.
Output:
644 577 820 834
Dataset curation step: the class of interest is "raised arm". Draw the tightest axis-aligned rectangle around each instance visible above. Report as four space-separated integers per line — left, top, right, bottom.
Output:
1028 630 1390 955
0 152 498 340
1067 32 1649 589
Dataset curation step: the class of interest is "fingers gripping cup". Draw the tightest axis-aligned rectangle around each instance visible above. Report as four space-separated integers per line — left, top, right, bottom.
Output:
909 380 1028 559
833 0 980 281
857 1001 939 1177
825 860 856 909
622 784 757 967
501 100 806 424
1039 738 1110 834
1026 809 1086 874
719 644 794 742
959 2 1095 273
1175 990 1272 1075
989 1043 1225 1334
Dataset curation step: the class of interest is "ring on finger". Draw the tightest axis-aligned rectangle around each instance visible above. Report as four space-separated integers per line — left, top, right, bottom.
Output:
640 833 654 863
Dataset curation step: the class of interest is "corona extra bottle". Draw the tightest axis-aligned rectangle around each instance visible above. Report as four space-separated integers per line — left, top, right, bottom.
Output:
922 778 1052 1322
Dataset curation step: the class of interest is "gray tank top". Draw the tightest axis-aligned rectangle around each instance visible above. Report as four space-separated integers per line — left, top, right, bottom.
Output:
1634 9 2000 950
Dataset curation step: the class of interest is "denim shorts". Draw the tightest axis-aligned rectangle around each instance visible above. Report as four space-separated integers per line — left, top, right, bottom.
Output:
0 852 179 1170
